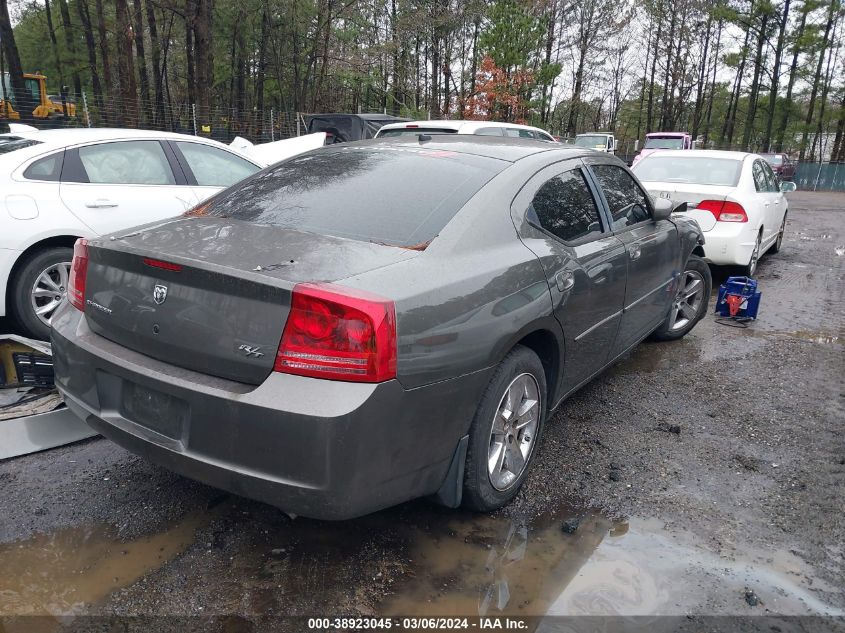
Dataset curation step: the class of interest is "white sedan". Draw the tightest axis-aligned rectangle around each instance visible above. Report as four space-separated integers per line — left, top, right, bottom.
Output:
632 150 796 276
0 128 322 339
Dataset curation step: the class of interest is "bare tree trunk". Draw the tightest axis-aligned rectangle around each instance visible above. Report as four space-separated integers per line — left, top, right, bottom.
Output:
76 0 104 113
742 12 769 150
763 0 791 151
831 93 845 162
775 5 808 151
0 0 34 122
799 0 836 161
95 0 112 105
145 0 164 126
722 9 752 148
114 0 138 127
193 0 213 130
810 18 839 161
702 19 723 146
132 0 151 125
691 13 712 139
53 0 81 100
636 17 652 139
646 6 663 132
44 0 65 90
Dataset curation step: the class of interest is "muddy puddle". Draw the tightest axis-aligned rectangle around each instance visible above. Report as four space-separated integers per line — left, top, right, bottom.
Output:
1 499 842 619
0 513 207 616
378 511 843 617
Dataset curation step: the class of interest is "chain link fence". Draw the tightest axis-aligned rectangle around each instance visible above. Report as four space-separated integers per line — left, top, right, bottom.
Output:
6 91 308 144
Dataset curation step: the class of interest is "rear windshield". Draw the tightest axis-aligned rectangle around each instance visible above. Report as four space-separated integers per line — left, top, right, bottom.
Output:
0 136 41 154
377 128 458 138
762 154 784 165
633 156 742 187
197 146 506 247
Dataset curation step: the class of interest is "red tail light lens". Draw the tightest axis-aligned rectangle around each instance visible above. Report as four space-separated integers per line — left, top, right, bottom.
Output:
697 200 748 222
274 283 397 383
68 238 89 311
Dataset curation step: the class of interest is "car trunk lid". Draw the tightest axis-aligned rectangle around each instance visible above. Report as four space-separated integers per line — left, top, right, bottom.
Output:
643 183 734 232
83 217 418 384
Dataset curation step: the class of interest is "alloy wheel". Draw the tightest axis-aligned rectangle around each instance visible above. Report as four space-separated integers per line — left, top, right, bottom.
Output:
487 373 541 491
30 261 72 327
748 234 761 277
668 269 706 332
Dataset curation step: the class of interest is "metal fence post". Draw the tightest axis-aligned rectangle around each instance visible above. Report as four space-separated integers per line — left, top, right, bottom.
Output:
192 103 197 136
296 113 301 137
814 162 823 191
270 108 275 142
81 91 91 128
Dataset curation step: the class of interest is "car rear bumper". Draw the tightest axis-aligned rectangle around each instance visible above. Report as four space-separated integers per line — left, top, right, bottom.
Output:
698 222 758 267
51 305 489 520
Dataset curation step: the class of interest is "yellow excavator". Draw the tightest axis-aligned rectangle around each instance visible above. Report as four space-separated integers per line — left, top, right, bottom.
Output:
0 72 76 120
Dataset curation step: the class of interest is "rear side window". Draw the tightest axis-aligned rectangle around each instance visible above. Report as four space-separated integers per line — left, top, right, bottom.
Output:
23 151 63 181
760 161 779 192
198 147 506 247
527 168 602 243
78 141 175 185
475 127 504 136
752 161 769 192
505 128 537 139
175 141 258 187
591 164 651 229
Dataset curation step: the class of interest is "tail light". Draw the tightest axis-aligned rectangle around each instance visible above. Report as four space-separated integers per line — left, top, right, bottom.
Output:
67 238 89 311
274 283 397 383
697 200 748 222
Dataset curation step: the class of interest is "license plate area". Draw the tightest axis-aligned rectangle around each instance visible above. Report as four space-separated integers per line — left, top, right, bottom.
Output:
121 382 188 440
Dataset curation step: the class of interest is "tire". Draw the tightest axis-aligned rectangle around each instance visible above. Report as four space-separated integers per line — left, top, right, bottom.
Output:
10 247 74 341
651 255 712 342
769 212 787 254
742 230 763 277
462 345 547 512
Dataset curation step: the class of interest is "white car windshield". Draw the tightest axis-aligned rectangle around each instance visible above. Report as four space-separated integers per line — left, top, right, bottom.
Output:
644 137 685 150
634 156 742 187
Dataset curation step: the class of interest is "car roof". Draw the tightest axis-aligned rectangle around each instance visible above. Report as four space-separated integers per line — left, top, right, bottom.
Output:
0 127 223 150
308 113 408 121
349 135 590 162
641 149 753 161
377 119 549 134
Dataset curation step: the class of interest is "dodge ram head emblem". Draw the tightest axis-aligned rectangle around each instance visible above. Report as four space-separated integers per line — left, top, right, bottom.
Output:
153 284 168 305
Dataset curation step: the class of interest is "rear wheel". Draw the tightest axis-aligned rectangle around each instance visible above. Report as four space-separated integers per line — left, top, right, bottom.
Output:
10 247 74 341
769 213 787 254
651 255 711 342
462 346 546 512
742 230 763 277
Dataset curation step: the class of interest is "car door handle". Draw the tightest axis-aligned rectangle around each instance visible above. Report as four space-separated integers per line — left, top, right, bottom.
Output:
555 270 574 292
85 199 118 208
630 244 642 261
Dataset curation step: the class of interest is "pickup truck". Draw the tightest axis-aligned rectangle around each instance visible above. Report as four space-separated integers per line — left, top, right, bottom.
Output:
633 132 692 165
574 133 616 153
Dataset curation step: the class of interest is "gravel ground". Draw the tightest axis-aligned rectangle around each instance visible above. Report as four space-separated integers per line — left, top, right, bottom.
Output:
0 191 843 624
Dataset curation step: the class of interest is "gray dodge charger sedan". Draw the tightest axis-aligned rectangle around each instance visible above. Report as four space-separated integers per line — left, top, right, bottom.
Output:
51 137 709 520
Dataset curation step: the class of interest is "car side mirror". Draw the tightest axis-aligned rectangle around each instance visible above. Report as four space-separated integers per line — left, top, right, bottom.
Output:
780 181 797 193
652 197 673 221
